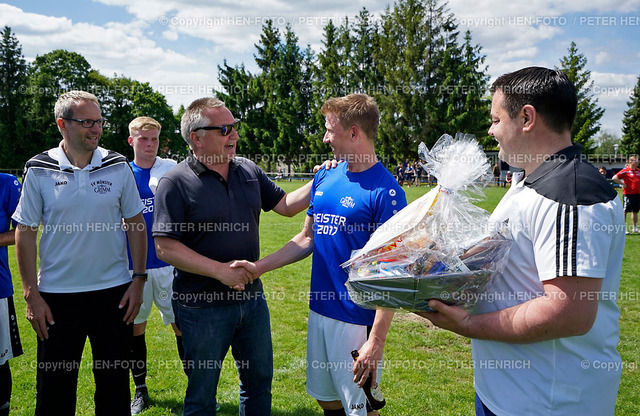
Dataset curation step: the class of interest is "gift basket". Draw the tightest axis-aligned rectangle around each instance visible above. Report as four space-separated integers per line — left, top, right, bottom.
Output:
343 134 512 312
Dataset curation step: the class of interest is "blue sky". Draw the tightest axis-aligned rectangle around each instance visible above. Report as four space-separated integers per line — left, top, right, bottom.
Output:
3 0 640 138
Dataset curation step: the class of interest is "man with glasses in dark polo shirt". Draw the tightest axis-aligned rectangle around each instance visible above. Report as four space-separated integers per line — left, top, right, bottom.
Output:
153 97 312 415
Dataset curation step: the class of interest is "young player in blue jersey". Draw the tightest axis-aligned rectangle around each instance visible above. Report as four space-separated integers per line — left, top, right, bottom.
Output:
243 93 407 416
126 116 189 414
0 173 21 416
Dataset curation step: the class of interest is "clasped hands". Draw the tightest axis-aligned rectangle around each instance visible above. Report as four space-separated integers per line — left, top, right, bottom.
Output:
223 260 260 290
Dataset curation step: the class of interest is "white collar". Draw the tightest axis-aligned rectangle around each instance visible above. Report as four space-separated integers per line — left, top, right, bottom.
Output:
50 141 106 170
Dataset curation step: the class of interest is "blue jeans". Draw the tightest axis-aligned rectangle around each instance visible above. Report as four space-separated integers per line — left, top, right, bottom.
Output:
173 295 273 416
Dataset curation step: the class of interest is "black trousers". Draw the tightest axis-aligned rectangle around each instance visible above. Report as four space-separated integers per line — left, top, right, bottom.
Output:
35 284 133 416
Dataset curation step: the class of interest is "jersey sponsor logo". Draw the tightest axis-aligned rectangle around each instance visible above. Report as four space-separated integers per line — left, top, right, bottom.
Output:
55 180 68 186
351 403 365 410
92 180 112 194
315 191 324 196
389 189 396 197
340 196 355 208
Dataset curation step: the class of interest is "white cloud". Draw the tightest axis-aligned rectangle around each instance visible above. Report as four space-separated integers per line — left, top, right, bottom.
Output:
92 0 391 56
162 30 178 41
0 4 73 36
594 51 610 66
1 3 205 108
3 0 639 134
591 72 638 136
92 0 177 21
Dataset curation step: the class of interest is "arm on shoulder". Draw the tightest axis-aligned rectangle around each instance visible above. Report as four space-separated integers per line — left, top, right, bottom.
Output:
272 180 313 217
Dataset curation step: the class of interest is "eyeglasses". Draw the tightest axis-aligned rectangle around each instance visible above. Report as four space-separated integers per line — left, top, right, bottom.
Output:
193 119 240 136
62 117 108 129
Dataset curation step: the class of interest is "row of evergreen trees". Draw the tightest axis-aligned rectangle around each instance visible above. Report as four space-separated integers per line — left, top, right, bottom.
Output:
1 0 639 171
217 3 492 172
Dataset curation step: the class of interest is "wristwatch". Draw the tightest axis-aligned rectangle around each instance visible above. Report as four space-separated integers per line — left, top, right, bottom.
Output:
132 272 148 281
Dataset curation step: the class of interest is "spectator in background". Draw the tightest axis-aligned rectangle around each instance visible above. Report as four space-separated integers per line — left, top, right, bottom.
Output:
13 90 147 415
599 166 607 176
0 173 22 416
612 155 640 234
413 161 422 186
504 170 512 187
404 163 414 188
492 162 501 185
395 162 404 186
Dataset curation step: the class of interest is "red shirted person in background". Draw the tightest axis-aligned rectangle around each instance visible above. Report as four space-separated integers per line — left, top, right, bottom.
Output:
613 155 640 234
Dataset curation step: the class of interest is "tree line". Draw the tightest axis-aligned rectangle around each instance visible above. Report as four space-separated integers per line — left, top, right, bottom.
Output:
2 0 638 172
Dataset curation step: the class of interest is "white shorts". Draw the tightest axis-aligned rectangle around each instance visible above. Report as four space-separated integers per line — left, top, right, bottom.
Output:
132 266 176 325
0 296 23 365
306 310 383 416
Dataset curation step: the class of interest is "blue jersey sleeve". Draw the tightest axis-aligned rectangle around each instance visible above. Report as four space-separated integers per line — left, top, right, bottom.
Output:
373 185 407 227
306 169 325 218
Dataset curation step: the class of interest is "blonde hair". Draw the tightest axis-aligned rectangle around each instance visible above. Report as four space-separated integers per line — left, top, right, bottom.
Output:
321 93 380 141
129 116 162 136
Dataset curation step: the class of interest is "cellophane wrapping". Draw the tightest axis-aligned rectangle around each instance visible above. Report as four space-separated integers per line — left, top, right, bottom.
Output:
343 134 512 312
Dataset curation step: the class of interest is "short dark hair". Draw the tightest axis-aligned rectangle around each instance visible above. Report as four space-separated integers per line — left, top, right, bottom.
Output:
54 90 100 120
180 97 225 148
491 67 577 134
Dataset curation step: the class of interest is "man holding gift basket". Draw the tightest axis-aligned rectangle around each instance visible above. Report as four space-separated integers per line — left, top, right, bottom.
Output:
245 93 407 415
419 67 625 416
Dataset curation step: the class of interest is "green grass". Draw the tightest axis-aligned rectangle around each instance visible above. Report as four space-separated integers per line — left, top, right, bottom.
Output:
7 182 640 415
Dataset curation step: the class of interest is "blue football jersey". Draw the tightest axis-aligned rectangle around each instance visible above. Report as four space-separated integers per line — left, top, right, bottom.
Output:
307 162 406 325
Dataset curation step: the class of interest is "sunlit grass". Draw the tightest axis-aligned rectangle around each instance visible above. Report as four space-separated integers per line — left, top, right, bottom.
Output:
8 181 640 415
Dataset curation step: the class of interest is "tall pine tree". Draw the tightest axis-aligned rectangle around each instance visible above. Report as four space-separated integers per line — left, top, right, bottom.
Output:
272 26 308 173
350 9 380 95
217 60 261 157
251 20 282 170
559 42 604 153
311 20 344 155
0 26 28 168
620 76 640 156
375 0 459 159
432 30 490 144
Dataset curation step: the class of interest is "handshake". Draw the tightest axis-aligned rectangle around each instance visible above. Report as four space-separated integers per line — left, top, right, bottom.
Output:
216 158 339 291
225 260 262 291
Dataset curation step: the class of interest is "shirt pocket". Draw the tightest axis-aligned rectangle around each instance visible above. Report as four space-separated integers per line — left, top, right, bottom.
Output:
240 178 261 211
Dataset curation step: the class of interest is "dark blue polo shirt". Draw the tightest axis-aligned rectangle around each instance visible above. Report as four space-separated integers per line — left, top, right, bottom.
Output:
153 155 285 307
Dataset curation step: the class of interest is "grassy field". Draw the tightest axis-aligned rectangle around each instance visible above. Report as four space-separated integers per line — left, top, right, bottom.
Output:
7 182 640 415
